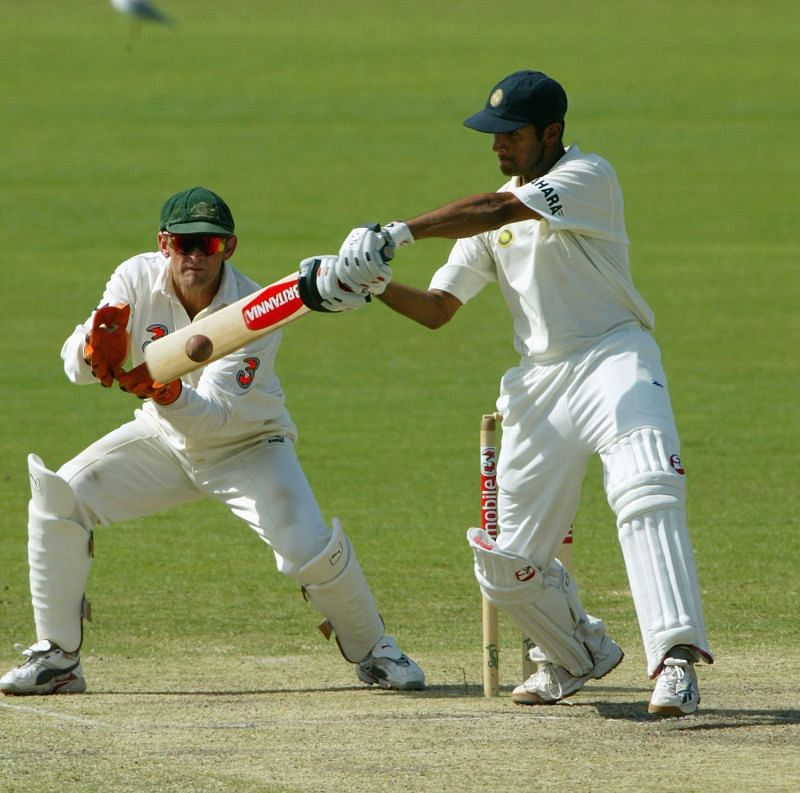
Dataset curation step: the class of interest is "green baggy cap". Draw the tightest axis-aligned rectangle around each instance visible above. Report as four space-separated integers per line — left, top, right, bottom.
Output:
159 187 235 235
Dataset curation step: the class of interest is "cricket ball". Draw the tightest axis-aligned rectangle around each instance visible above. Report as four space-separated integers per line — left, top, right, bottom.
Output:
185 334 214 363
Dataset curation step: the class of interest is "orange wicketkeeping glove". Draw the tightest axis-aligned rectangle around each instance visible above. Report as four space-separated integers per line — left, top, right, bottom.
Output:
83 303 131 387
117 363 182 406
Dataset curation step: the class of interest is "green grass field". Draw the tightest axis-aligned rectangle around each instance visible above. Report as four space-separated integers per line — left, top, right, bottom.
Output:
1 2 798 790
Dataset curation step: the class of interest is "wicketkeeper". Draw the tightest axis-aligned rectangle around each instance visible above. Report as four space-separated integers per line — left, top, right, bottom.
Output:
1 187 424 695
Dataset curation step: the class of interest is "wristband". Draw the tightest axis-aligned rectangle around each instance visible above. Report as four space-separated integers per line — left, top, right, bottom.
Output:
383 221 415 247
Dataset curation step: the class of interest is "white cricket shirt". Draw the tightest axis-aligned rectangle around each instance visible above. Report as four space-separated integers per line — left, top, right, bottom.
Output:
429 145 655 362
61 252 296 461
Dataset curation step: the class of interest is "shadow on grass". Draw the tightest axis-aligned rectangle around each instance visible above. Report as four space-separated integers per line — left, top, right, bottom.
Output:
67 679 800 729
87 681 647 701
593 700 800 727
94 684 380 696
88 682 534 698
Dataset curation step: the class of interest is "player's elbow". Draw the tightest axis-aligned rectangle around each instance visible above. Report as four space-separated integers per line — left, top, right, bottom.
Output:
422 291 461 329
420 313 449 330
379 285 460 329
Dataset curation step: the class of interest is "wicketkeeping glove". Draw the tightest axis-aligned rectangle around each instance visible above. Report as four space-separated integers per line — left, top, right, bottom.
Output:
83 303 131 387
297 255 370 313
336 224 394 295
117 363 182 406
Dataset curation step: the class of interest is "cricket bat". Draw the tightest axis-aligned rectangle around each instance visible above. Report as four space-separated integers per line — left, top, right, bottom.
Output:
144 272 309 382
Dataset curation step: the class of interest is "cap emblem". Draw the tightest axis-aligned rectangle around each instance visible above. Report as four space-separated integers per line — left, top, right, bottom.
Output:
189 201 218 219
490 88 504 107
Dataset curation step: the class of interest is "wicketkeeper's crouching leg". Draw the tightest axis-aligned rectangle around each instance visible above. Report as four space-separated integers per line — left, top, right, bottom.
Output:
1 454 91 695
299 518 424 690
467 528 623 705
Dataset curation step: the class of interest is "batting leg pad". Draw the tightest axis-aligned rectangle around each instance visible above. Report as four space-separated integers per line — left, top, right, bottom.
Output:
468 528 609 677
27 454 93 653
298 519 384 663
602 429 712 675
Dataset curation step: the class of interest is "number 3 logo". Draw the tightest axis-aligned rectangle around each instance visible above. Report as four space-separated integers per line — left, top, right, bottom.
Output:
236 357 260 389
142 324 169 350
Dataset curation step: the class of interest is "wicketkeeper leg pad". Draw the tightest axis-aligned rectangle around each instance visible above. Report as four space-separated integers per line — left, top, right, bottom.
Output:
602 428 712 675
27 454 93 653
468 528 607 677
298 519 384 663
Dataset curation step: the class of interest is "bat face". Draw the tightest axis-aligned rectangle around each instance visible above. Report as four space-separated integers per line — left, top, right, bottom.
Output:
143 273 310 382
242 279 305 330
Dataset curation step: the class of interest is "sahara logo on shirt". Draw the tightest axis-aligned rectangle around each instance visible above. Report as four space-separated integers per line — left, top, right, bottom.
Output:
530 177 563 216
236 357 260 389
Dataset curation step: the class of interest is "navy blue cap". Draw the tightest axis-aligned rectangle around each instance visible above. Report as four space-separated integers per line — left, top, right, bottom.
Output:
464 70 568 133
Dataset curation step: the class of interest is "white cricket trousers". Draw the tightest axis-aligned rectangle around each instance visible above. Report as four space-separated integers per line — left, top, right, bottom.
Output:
494 324 711 672
58 416 331 578
495 324 678 564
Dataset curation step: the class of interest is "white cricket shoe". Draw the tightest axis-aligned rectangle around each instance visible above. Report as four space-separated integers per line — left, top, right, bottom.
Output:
648 651 700 716
512 636 624 705
356 636 425 690
0 640 86 696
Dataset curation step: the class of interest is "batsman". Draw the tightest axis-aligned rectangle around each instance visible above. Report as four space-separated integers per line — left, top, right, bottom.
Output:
306 70 713 715
1 187 424 695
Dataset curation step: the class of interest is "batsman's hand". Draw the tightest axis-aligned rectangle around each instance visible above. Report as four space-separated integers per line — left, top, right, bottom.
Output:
297 255 370 313
83 303 131 387
336 224 394 296
117 363 182 406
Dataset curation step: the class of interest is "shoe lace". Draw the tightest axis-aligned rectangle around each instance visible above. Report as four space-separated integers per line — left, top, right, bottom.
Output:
526 646 548 665
531 663 564 700
10 643 40 667
659 661 686 690
14 643 38 660
21 647 48 662
15 641 61 661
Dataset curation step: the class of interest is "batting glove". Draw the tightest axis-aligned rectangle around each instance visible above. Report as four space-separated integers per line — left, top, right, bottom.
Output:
381 221 415 248
297 255 370 313
336 224 394 296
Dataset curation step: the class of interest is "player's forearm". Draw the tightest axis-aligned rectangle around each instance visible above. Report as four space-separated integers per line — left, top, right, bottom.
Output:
378 283 460 329
404 192 536 239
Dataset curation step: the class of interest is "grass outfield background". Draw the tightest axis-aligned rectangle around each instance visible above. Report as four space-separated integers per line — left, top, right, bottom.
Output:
1 1 798 790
